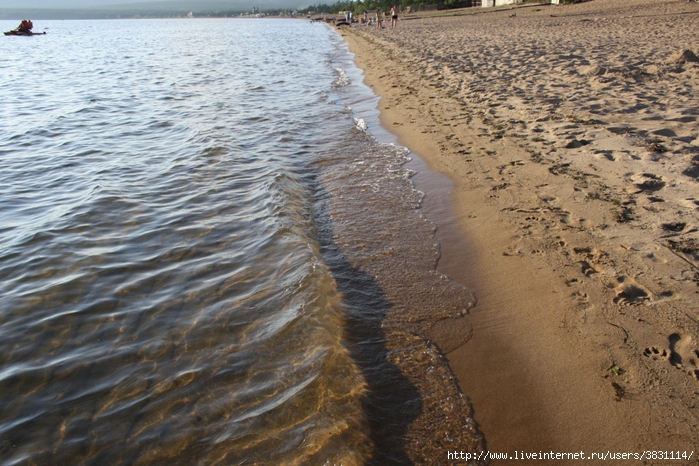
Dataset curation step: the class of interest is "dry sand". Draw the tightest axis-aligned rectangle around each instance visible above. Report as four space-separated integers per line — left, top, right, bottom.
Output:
340 0 699 462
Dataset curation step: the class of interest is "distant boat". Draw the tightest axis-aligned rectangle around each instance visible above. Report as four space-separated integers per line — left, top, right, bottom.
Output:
187 11 193 18
4 30 46 36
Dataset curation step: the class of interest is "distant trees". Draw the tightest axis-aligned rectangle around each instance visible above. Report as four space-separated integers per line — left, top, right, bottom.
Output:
306 0 396 15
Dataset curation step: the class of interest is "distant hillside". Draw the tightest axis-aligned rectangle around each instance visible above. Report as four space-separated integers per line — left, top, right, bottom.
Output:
0 0 310 19
99 0 307 11
1 0 306 8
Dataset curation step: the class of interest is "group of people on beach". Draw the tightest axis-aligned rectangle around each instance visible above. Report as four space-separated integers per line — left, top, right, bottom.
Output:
15 19 34 33
336 5 399 29
376 6 399 29
355 6 399 29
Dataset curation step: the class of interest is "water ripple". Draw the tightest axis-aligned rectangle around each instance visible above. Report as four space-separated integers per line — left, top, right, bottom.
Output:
0 18 370 465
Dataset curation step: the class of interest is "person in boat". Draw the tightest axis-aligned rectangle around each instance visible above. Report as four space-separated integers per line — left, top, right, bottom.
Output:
17 20 33 33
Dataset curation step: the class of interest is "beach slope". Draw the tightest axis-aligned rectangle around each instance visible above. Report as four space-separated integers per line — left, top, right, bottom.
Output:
342 0 699 460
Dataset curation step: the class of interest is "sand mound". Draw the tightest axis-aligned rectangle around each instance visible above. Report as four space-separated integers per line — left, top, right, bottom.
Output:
579 64 606 76
669 48 699 64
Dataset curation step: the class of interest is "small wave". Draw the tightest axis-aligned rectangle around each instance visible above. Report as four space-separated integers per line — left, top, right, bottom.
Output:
353 117 368 132
333 67 350 88
313 128 483 461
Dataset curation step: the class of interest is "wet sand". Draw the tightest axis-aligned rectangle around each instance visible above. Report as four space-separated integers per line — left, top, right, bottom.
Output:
340 0 699 461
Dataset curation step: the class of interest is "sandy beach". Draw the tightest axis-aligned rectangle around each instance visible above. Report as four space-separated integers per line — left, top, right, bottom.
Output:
341 0 699 462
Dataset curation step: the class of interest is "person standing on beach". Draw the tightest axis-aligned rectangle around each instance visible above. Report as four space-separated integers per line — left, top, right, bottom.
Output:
390 6 398 29
376 9 383 29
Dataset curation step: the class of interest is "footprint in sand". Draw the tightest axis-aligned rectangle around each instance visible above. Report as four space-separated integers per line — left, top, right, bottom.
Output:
682 155 699 180
644 333 699 381
564 139 592 149
683 165 699 180
612 276 650 305
661 222 687 232
580 260 602 276
594 150 616 161
643 346 670 361
669 333 699 381
679 198 699 210
573 246 613 274
630 173 666 193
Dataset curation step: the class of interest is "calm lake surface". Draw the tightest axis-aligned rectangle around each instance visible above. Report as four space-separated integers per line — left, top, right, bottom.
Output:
0 18 482 464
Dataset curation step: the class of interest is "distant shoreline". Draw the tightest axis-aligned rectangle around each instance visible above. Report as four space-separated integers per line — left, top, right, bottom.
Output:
0 10 300 21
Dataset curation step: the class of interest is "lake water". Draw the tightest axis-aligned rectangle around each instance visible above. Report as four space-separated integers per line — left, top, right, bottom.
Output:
0 18 483 464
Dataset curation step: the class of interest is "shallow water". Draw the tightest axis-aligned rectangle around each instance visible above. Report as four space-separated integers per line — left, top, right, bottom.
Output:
0 18 482 464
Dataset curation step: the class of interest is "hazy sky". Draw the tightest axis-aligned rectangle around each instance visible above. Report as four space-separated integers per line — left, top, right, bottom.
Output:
4 0 148 7
1 0 301 9
0 0 165 8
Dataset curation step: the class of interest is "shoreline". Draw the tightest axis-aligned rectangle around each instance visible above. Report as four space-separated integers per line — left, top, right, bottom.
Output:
339 0 699 461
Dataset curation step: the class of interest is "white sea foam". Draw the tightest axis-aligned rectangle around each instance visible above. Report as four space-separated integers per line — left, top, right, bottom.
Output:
354 117 368 132
333 67 351 87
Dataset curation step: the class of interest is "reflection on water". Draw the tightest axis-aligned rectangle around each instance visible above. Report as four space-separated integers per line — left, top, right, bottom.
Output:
0 18 484 464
